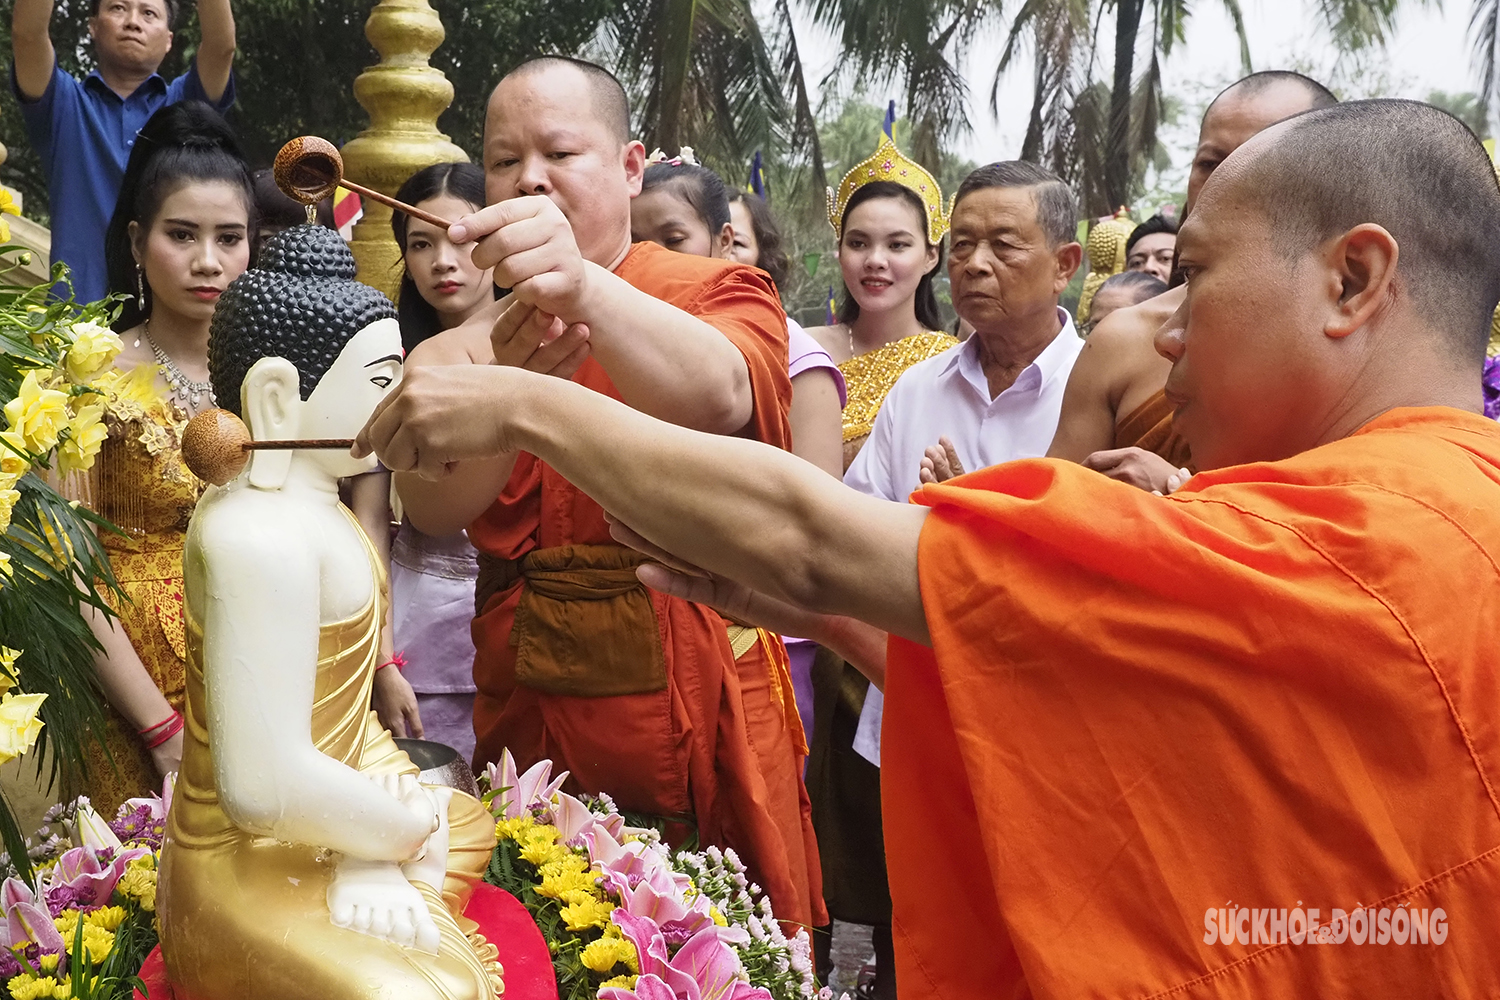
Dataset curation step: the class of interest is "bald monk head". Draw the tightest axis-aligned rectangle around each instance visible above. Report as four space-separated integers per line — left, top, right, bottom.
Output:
1185 71 1337 216
1161 98 1500 470
1046 69 1337 484
484 57 647 268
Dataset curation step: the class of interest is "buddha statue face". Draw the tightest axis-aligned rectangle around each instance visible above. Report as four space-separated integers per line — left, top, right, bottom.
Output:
207 223 402 486
240 316 403 481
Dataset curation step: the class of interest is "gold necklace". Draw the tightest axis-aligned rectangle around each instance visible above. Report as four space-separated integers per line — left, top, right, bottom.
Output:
144 318 216 409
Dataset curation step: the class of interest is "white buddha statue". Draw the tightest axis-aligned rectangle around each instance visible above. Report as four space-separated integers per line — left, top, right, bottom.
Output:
160 225 501 1000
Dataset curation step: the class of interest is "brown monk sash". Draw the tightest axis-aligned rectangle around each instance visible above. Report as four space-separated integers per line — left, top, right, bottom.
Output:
476 545 668 698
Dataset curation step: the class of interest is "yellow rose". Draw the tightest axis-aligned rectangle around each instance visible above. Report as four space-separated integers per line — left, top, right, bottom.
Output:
3 371 69 455
0 486 17 535
0 647 21 696
57 403 107 476
0 429 31 478
64 322 123 384
0 692 47 764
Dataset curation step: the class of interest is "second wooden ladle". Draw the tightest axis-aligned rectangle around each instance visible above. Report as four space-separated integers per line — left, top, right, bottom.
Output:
273 136 456 230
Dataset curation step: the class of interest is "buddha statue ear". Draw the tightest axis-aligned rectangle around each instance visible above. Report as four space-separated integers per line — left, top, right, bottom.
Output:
241 357 302 490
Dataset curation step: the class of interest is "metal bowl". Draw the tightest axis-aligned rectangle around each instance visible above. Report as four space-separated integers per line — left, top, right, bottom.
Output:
393 738 480 799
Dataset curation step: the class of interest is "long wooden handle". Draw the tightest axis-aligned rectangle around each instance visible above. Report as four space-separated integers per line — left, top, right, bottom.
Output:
337 178 455 229
242 439 355 451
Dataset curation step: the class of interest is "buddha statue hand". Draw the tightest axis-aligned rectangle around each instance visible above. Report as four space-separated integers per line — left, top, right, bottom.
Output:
328 857 443 955
402 786 454 893
373 771 442 860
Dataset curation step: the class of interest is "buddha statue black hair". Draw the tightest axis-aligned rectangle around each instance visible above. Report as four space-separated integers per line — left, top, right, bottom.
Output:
209 224 397 417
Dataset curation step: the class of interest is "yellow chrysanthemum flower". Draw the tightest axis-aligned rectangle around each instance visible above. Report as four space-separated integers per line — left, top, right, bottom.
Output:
0 189 18 218
34 956 58 975
116 859 158 912
7 973 60 1000
601 976 639 990
79 924 114 965
63 322 123 384
559 896 614 932
710 906 727 927
84 906 126 932
0 692 47 765
3 371 69 455
580 937 635 975
495 815 535 843
56 403 107 476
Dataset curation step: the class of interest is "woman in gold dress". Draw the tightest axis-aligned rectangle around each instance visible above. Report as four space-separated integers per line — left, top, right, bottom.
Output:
74 102 253 815
804 135 955 999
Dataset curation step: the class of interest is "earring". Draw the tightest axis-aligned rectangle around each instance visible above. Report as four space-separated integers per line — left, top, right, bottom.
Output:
135 264 146 311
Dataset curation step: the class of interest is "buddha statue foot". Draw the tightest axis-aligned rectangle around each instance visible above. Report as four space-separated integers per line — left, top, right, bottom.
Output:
329 858 442 954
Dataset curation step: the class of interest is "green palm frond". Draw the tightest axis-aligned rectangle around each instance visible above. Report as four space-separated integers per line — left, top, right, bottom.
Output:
1473 0 1499 118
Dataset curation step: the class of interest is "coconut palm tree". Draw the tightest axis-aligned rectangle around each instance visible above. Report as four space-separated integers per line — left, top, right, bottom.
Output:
599 0 824 186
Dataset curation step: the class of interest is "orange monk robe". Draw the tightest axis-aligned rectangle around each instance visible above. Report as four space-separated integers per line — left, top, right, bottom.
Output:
883 407 1500 998
1113 386 1193 468
469 241 825 929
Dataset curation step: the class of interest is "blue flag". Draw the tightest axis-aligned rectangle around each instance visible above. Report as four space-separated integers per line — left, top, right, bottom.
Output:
748 150 767 201
882 100 897 143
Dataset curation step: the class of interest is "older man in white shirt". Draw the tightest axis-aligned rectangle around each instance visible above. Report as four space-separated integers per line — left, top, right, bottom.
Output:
845 160 1085 764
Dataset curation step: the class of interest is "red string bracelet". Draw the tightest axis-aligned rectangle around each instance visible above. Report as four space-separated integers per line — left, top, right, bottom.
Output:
143 711 184 749
377 651 408 672
138 710 178 737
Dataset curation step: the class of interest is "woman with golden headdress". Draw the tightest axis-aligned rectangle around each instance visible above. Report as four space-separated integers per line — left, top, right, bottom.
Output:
71 101 253 815
804 132 954 998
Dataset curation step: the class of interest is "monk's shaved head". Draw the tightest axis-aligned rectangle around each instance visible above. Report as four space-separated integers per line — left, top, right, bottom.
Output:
1232 99 1500 359
498 57 631 143
1206 70 1337 120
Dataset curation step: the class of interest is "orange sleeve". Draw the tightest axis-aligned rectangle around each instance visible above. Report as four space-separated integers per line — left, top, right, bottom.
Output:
885 441 1500 996
683 266 792 451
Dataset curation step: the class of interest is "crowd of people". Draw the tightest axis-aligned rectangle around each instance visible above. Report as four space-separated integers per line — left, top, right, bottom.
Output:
9 0 1500 996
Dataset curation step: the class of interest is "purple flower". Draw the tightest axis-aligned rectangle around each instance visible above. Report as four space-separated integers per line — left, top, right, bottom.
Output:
1483 356 1500 420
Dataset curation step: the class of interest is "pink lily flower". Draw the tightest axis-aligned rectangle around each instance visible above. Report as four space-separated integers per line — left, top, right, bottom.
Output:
0 878 64 957
600 911 771 1000
70 801 122 853
46 844 149 908
614 872 717 944
485 749 569 821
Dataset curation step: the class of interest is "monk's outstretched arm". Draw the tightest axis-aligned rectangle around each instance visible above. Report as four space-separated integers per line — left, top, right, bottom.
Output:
357 364 931 645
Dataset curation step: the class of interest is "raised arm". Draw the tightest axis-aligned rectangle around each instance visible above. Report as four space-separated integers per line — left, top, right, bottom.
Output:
12 0 57 101
452 198 753 435
193 0 236 102
359 364 931 645
195 507 434 861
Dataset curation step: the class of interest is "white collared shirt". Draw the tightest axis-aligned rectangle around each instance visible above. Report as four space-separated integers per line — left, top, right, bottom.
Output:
844 307 1084 765
845 308 1084 502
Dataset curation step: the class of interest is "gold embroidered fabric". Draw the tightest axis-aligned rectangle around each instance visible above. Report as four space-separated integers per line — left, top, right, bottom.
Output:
65 365 203 816
839 331 958 461
159 507 502 1000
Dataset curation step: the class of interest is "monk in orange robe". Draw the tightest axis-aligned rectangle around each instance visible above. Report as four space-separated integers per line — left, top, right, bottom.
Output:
395 57 823 930
364 97 1500 995
1048 71 1338 492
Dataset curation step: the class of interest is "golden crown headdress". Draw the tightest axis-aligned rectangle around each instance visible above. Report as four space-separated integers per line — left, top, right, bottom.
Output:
827 135 951 244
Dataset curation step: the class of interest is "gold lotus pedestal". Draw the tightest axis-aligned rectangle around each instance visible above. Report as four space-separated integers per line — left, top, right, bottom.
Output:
343 0 468 301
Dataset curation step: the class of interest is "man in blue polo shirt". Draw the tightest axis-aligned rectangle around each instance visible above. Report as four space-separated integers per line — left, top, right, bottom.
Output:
11 0 237 302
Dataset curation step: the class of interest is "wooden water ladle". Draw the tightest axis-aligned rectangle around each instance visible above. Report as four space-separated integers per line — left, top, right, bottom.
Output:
273 136 457 230
182 408 359 486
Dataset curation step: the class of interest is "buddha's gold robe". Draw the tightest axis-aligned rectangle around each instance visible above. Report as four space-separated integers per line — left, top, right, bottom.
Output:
158 508 502 1000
